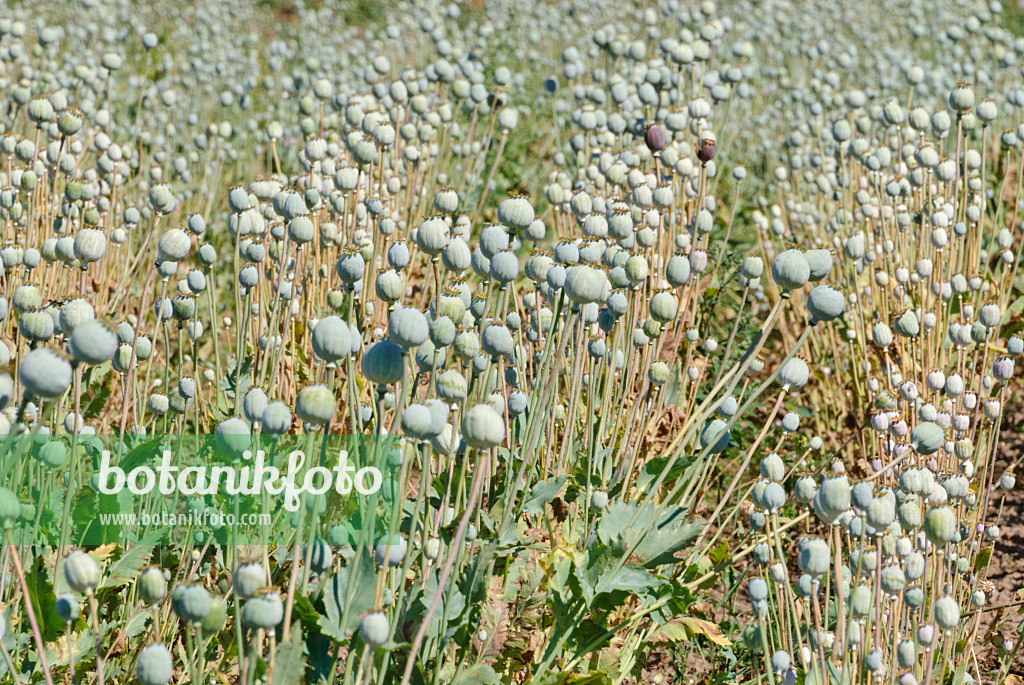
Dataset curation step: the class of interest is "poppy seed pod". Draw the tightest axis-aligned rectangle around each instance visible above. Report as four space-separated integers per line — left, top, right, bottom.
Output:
20 348 72 399
336 251 365 284
362 340 405 385
777 357 809 390
910 422 944 455
74 228 106 263
894 310 920 338
233 561 266 599
797 538 830 577
934 595 960 631
872 323 893 349
311 316 351 363
69 319 117 365
388 308 429 349
64 550 101 593
261 402 291 434
771 250 810 291
923 506 956 545
696 132 716 163
296 385 336 425
645 124 666 152
139 567 167 605
804 249 833 281
136 644 173 685
949 83 975 113
241 592 284 630
814 475 851 525
497 196 535 231
699 419 731 453
416 217 450 255
360 611 390 647
807 285 844 323
157 228 191 261
666 254 691 286
462 403 505 449
564 264 607 304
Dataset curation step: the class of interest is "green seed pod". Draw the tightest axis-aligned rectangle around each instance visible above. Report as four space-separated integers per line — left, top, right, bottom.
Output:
311 316 351 363
157 228 191 261
138 567 167 605
462 403 505 449
910 422 944 455
904 587 925 608
296 384 336 425
849 584 873 617
897 499 922 529
866 497 895 530
893 310 920 338
879 565 906 594
436 370 468 401
699 419 731 453
771 250 810 291
0 487 19 525
360 611 390 647
797 538 830 577
934 595 960 630
649 291 678 323
924 506 957 545
261 402 292 434
214 418 250 459
241 592 284 630
389 307 428 349
361 340 404 385
174 585 211 624
871 322 893 348
794 476 817 503
814 475 851 524
64 550 101 593
136 643 173 685
233 561 265 600
19 309 54 342
201 596 227 634
56 594 79 623
760 453 785 482
564 264 607 304
741 257 764 279
807 285 844 322
777 357 809 390
896 639 916 668
69 319 117 365
805 249 833 281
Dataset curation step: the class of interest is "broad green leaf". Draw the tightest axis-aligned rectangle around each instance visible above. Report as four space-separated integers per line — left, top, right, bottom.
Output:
523 475 568 515
100 545 153 590
272 624 308 685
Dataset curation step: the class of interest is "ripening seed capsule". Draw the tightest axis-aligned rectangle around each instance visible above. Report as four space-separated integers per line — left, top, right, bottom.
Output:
797 538 830 577
139 567 167 605
934 594 960 630
807 285 844 322
241 592 284 630
771 250 810 291
462 403 505 448
20 348 72 398
777 357 809 390
136 644 173 685
64 550 101 593
924 506 957 545
360 611 390 647
296 385 336 425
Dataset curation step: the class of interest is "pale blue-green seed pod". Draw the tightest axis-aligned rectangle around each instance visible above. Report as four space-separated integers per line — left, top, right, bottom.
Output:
388 308 428 349
910 422 944 455
814 475 851 524
898 499 922 529
699 419 730 453
564 264 607 304
360 611 390 647
462 403 505 449
807 285 844 322
64 550 101 593
261 402 292 434
212 418 248 458
649 291 677 323
69 319 117 365
436 370 468 401
893 310 920 338
311 316 351 363
136 643 173 685
666 254 691 286
361 340 404 385
934 595 960 630
794 476 817 503
771 250 810 291
804 249 832 281
777 357 809 390
20 348 72 399
762 482 786 512
797 538 830 577
923 506 956 545
241 592 284 630
872 323 893 348
760 453 785 482
296 385 336 425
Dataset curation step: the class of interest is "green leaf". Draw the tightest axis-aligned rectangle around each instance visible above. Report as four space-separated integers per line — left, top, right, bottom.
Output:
523 475 568 515
320 549 375 640
630 509 705 568
25 556 61 643
451 664 500 685
100 545 152 590
272 624 308 685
